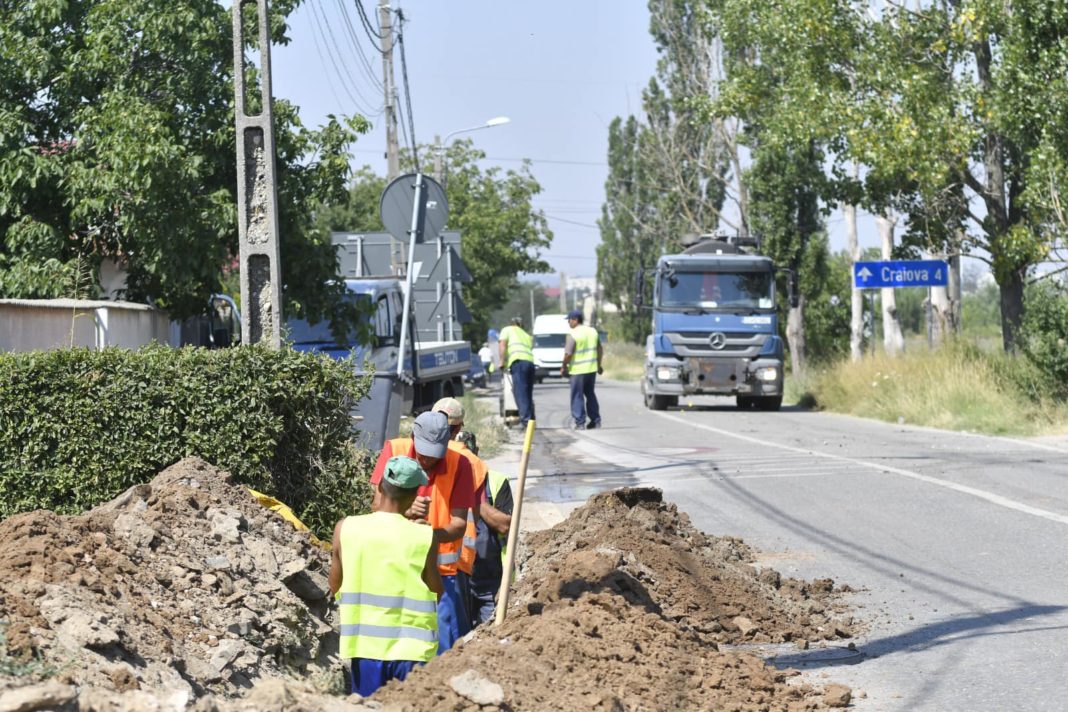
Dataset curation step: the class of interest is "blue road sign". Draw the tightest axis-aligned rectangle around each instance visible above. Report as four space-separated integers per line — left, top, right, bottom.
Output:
854 260 949 289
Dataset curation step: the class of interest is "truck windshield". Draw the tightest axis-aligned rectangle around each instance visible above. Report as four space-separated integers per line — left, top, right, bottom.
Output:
658 271 774 310
285 294 370 346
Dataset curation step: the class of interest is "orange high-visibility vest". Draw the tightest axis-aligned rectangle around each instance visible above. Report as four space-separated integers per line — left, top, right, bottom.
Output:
448 440 486 575
388 437 464 576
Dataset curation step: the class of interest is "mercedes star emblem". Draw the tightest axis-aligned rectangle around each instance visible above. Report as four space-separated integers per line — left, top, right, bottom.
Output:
708 332 727 350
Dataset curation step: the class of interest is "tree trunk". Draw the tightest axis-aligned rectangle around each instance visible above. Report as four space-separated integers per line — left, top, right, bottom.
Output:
786 295 806 376
929 251 950 347
845 201 863 361
999 267 1026 353
947 251 962 334
877 214 905 356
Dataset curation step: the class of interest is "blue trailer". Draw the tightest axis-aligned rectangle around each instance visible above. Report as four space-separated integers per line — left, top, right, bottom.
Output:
639 236 787 411
286 277 470 449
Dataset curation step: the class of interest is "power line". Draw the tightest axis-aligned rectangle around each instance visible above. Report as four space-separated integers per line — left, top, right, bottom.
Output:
354 0 385 47
545 214 601 229
334 0 385 95
308 0 378 116
396 9 419 172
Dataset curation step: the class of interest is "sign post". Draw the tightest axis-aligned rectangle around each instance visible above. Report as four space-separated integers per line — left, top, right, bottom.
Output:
853 260 949 290
854 260 948 356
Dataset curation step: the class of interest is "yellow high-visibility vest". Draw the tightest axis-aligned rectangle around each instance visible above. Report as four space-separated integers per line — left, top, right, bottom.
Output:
569 325 599 375
336 512 438 662
499 325 533 367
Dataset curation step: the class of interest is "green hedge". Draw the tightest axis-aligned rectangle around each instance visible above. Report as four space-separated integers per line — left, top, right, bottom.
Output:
0 345 375 537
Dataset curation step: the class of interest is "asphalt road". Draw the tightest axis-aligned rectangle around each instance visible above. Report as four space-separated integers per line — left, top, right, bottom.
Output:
503 377 1068 712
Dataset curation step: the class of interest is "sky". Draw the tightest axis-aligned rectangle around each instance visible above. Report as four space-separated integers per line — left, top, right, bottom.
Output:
271 0 661 283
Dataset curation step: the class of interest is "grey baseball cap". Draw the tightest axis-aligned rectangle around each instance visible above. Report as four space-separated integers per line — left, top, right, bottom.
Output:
412 411 450 459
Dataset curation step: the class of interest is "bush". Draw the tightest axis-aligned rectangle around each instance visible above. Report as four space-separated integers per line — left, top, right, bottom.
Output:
0 345 375 538
1019 281 1068 398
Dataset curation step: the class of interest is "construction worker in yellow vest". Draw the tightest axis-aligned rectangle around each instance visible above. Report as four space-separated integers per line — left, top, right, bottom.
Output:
560 309 603 430
498 316 536 428
330 456 442 697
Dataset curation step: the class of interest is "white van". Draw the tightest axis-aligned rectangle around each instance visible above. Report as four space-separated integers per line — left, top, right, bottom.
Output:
532 313 571 383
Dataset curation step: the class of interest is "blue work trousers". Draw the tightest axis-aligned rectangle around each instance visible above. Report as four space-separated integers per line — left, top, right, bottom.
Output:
468 586 497 628
569 372 600 427
437 574 469 654
509 360 536 426
348 658 419 697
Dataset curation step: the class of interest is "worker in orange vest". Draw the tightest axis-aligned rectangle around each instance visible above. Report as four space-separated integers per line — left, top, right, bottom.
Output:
432 398 482 612
369 411 474 652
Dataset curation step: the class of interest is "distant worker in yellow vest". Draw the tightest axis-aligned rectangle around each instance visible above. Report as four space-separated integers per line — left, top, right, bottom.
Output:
498 316 536 428
330 456 442 697
560 309 603 430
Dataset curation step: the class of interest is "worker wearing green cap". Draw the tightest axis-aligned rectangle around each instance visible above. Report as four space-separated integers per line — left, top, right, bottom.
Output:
330 456 443 697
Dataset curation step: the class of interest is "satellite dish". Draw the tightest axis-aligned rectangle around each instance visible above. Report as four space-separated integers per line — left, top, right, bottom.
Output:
380 173 449 244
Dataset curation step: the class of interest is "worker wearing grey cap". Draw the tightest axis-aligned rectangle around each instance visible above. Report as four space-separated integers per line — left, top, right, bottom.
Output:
370 411 475 651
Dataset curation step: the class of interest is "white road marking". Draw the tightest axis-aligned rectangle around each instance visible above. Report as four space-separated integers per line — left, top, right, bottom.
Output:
654 412 1068 527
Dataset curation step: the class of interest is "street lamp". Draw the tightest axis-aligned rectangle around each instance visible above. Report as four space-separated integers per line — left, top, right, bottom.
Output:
434 116 511 187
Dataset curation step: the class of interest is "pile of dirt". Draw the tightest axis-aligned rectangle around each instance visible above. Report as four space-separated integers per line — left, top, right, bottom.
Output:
373 487 854 711
0 457 365 709
0 464 855 711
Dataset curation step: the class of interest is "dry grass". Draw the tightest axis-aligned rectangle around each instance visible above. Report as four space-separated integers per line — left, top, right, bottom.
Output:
796 344 1068 436
460 393 510 458
601 341 646 382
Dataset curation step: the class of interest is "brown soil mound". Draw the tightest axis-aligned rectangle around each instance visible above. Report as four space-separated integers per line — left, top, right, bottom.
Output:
374 487 853 711
0 457 350 705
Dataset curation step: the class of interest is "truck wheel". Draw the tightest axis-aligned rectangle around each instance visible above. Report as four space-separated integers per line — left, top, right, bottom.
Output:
736 396 755 410
756 396 783 411
644 383 676 410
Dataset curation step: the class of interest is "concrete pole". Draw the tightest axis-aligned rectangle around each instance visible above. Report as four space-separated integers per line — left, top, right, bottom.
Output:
232 0 282 349
379 0 399 181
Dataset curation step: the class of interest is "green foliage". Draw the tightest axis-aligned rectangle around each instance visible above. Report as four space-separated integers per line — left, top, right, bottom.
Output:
801 248 852 365
489 281 556 333
0 0 368 330
1018 281 1068 398
0 346 374 538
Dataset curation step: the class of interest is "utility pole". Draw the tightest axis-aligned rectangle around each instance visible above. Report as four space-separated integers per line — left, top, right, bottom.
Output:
529 285 536 325
232 0 282 349
378 0 403 273
559 272 567 313
379 0 399 180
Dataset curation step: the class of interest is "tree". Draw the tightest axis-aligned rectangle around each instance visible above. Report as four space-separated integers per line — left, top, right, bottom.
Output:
597 116 656 344
316 140 553 344
597 0 738 345
837 1 1068 352
0 0 366 327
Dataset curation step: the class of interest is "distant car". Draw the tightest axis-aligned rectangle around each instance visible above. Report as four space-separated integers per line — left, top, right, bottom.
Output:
465 358 487 388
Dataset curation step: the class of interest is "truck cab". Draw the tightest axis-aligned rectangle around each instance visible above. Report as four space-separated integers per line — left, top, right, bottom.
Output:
642 238 785 411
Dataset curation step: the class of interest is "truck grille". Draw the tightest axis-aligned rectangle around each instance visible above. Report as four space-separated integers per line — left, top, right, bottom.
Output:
664 331 767 358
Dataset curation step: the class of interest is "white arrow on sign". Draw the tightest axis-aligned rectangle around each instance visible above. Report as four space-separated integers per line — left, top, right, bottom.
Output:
857 267 873 280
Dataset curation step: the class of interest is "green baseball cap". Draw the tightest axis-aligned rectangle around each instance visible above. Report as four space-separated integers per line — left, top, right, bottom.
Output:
383 456 429 490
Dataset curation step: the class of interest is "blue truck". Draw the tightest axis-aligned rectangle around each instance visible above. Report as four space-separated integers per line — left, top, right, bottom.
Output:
639 236 789 411
285 277 470 448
